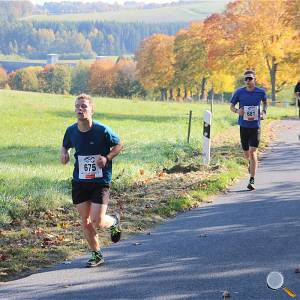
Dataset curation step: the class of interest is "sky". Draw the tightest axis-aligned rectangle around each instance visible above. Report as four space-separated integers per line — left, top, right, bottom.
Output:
30 0 181 4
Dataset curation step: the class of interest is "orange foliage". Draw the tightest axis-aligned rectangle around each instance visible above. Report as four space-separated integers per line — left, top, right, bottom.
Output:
89 59 116 96
136 34 175 90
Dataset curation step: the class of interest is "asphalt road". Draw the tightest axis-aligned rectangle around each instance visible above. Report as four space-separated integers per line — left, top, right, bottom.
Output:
1 120 300 300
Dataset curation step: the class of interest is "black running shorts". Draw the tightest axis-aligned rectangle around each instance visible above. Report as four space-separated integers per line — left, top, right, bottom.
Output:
240 127 260 151
71 180 110 205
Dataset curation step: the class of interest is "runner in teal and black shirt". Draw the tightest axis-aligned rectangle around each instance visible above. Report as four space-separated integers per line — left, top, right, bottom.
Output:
61 94 123 268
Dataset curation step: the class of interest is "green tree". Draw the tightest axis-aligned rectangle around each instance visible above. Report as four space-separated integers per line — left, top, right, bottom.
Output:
38 64 71 94
71 62 90 95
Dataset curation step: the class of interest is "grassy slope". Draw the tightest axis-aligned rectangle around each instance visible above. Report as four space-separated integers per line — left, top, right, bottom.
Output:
0 90 295 224
23 1 229 23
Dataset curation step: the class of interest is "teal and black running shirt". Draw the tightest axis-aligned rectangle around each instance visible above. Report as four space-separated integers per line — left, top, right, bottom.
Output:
231 87 267 128
62 121 120 184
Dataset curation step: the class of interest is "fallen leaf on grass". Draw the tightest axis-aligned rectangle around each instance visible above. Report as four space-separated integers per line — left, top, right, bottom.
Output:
139 169 145 175
0 254 9 261
41 236 57 248
145 203 153 209
157 172 165 178
62 223 69 229
34 227 45 236
57 235 65 242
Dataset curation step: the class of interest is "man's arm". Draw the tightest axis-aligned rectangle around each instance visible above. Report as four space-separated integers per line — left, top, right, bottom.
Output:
61 146 70 164
262 100 267 113
97 142 123 168
230 103 244 116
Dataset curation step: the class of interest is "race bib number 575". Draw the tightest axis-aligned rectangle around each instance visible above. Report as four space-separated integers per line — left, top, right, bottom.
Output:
78 155 103 179
243 106 258 121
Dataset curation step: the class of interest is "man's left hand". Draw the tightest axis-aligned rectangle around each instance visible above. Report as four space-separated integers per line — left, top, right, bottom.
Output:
96 156 107 168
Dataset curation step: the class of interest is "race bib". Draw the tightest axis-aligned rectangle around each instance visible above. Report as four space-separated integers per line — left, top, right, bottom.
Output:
243 106 258 121
78 155 103 179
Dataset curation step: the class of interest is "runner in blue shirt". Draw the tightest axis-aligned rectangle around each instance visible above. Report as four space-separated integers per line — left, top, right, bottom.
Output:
61 94 123 267
230 70 267 190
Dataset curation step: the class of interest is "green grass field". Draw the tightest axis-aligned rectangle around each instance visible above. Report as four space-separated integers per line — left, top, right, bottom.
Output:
0 89 296 225
24 1 229 23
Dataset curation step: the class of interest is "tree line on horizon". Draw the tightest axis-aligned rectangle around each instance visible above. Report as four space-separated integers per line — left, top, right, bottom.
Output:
0 57 146 99
0 20 184 60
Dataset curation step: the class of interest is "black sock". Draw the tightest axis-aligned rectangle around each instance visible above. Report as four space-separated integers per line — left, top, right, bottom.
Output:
250 177 254 181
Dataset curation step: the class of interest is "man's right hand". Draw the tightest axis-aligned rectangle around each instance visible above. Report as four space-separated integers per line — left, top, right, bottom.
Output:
61 147 70 164
61 153 70 164
237 108 244 116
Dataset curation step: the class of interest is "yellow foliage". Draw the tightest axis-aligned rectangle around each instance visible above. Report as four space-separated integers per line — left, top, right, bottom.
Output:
136 34 175 90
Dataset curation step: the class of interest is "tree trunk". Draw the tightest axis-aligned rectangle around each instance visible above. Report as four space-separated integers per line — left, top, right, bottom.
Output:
176 87 181 97
164 88 167 101
210 88 215 102
270 60 277 105
200 77 207 101
169 88 174 100
160 88 164 101
196 87 200 101
184 87 187 100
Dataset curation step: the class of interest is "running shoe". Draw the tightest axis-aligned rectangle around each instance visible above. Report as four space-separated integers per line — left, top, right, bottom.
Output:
110 213 122 243
86 251 104 268
247 178 255 190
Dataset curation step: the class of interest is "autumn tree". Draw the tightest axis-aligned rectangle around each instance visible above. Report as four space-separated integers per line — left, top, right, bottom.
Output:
216 0 300 103
89 59 116 96
9 66 42 92
284 0 300 30
173 22 208 100
0 67 7 88
136 34 175 100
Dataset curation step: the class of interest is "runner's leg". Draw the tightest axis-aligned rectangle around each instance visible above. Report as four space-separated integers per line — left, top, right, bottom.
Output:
76 201 100 251
90 203 115 229
249 146 258 178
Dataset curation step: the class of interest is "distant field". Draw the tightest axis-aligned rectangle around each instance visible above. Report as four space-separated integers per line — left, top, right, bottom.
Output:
23 1 230 23
0 56 120 64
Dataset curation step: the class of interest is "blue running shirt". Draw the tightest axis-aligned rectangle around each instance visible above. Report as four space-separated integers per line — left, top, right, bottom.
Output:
63 121 120 184
231 87 267 128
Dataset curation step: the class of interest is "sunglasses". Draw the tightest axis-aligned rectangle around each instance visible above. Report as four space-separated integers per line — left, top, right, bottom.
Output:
244 77 254 81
